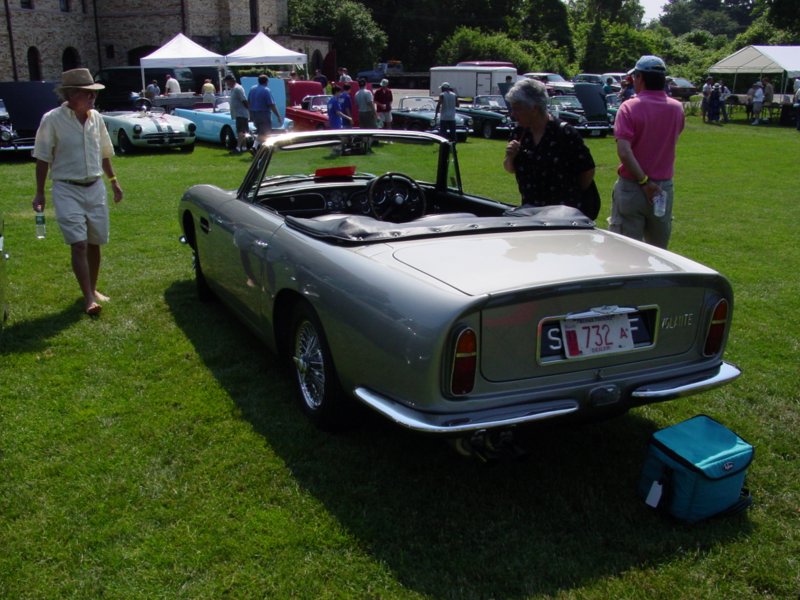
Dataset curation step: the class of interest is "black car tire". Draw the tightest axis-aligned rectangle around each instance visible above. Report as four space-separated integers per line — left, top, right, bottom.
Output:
482 121 494 139
221 126 236 150
179 143 195 153
117 130 134 154
290 302 349 431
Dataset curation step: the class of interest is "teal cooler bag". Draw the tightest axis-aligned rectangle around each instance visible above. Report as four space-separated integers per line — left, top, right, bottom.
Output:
638 415 753 523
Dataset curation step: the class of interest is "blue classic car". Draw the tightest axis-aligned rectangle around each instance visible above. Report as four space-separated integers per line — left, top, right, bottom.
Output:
174 98 293 149
455 95 514 139
178 129 740 456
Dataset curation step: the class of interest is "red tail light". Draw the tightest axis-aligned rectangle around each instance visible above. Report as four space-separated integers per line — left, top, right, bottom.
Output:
450 328 477 395
703 299 729 356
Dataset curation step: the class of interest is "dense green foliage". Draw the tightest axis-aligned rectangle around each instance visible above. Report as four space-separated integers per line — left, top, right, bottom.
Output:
287 0 387 72
1 119 799 597
289 0 799 88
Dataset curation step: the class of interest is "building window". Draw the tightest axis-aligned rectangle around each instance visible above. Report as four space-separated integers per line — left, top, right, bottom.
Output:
21 0 33 8
106 45 115 59
27 47 42 80
249 0 259 32
60 0 69 11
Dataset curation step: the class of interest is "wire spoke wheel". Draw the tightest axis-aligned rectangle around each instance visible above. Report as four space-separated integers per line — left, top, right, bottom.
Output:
293 319 326 410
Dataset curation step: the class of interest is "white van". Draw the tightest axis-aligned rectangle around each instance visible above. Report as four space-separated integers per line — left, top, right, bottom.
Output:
429 66 517 99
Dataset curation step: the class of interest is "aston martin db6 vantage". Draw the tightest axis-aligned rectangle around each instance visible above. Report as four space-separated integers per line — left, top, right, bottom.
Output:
178 129 740 439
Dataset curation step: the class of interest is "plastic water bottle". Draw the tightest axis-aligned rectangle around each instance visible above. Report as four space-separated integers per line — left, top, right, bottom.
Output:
35 212 46 239
652 192 666 218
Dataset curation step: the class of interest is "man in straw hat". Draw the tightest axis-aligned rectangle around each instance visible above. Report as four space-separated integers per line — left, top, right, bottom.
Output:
32 67 123 316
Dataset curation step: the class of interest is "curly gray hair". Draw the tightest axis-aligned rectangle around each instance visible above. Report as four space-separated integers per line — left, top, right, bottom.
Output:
504 78 549 114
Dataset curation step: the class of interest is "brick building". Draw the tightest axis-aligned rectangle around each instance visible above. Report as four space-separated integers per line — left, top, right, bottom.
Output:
0 0 331 82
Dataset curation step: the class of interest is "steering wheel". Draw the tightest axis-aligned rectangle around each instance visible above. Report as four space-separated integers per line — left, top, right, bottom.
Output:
367 172 426 222
133 97 152 111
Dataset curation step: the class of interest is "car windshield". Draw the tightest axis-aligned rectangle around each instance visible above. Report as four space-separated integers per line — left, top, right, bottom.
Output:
670 78 693 87
473 95 506 107
246 132 450 201
306 95 331 110
550 96 582 110
400 97 436 111
547 74 567 83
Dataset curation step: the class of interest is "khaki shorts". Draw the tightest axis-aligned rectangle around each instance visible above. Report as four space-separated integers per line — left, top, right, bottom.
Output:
52 180 109 245
609 177 673 249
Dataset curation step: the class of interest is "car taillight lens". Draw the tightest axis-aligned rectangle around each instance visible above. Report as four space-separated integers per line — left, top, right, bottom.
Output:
450 328 477 396
703 299 729 357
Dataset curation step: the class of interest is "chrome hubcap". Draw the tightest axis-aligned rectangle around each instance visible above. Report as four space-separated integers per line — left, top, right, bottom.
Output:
293 320 325 410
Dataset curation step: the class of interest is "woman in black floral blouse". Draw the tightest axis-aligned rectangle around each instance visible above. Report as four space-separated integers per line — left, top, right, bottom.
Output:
503 78 596 217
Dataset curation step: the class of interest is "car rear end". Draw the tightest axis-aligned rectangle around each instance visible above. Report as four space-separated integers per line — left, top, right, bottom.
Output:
354 229 739 434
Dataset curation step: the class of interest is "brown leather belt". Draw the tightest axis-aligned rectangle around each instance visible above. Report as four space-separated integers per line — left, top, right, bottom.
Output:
61 179 99 187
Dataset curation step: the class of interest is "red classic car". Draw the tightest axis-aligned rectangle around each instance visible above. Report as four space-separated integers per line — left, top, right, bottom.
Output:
285 80 373 131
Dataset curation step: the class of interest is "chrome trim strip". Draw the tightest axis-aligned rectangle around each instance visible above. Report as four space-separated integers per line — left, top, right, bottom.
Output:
631 361 741 400
353 388 579 433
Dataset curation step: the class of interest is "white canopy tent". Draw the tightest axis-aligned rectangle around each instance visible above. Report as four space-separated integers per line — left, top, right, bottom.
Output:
139 33 226 91
225 32 307 67
708 45 800 93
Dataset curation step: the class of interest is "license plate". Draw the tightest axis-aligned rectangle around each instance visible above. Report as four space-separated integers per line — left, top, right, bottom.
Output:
590 130 601 136
561 313 635 358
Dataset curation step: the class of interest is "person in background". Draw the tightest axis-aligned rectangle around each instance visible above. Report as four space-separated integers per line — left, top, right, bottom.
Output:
434 82 459 142
620 78 635 102
165 73 181 95
609 55 684 249
603 77 616 95
145 79 160 99
502 78 596 216
354 78 377 129
31 68 124 316
745 82 756 121
708 83 721 124
701 76 713 123
339 82 353 123
338 67 352 83
327 85 351 129
248 73 282 150
373 78 393 129
718 80 731 123
201 79 216 104
312 69 328 91
793 83 800 131
224 74 250 153
762 76 774 123
751 81 764 125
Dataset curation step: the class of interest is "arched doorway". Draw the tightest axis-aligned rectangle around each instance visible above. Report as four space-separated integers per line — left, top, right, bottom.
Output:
27 47 42 80
311 50 323 72
62 47 81 71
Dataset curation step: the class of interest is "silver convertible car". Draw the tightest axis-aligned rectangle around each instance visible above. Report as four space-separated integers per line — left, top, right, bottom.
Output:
178 130 740 446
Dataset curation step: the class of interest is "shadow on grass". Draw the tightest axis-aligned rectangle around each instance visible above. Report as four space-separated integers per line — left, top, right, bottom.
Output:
165 279 753 598
0 300 85 354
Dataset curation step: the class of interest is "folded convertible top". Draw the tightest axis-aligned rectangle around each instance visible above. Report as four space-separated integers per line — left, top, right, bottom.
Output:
285 205 594 244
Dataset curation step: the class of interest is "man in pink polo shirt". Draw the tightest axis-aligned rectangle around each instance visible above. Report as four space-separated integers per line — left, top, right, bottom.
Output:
609 55 684 249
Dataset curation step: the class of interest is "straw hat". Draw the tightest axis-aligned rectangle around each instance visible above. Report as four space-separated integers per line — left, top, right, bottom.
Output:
57 68 104 91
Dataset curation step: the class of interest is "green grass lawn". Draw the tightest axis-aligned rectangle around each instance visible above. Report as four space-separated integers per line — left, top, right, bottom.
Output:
1 116 798 599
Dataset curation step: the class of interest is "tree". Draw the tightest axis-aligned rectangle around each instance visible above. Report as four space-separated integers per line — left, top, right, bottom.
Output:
521 0 576 61
765 0 800 34
288 0 387 70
